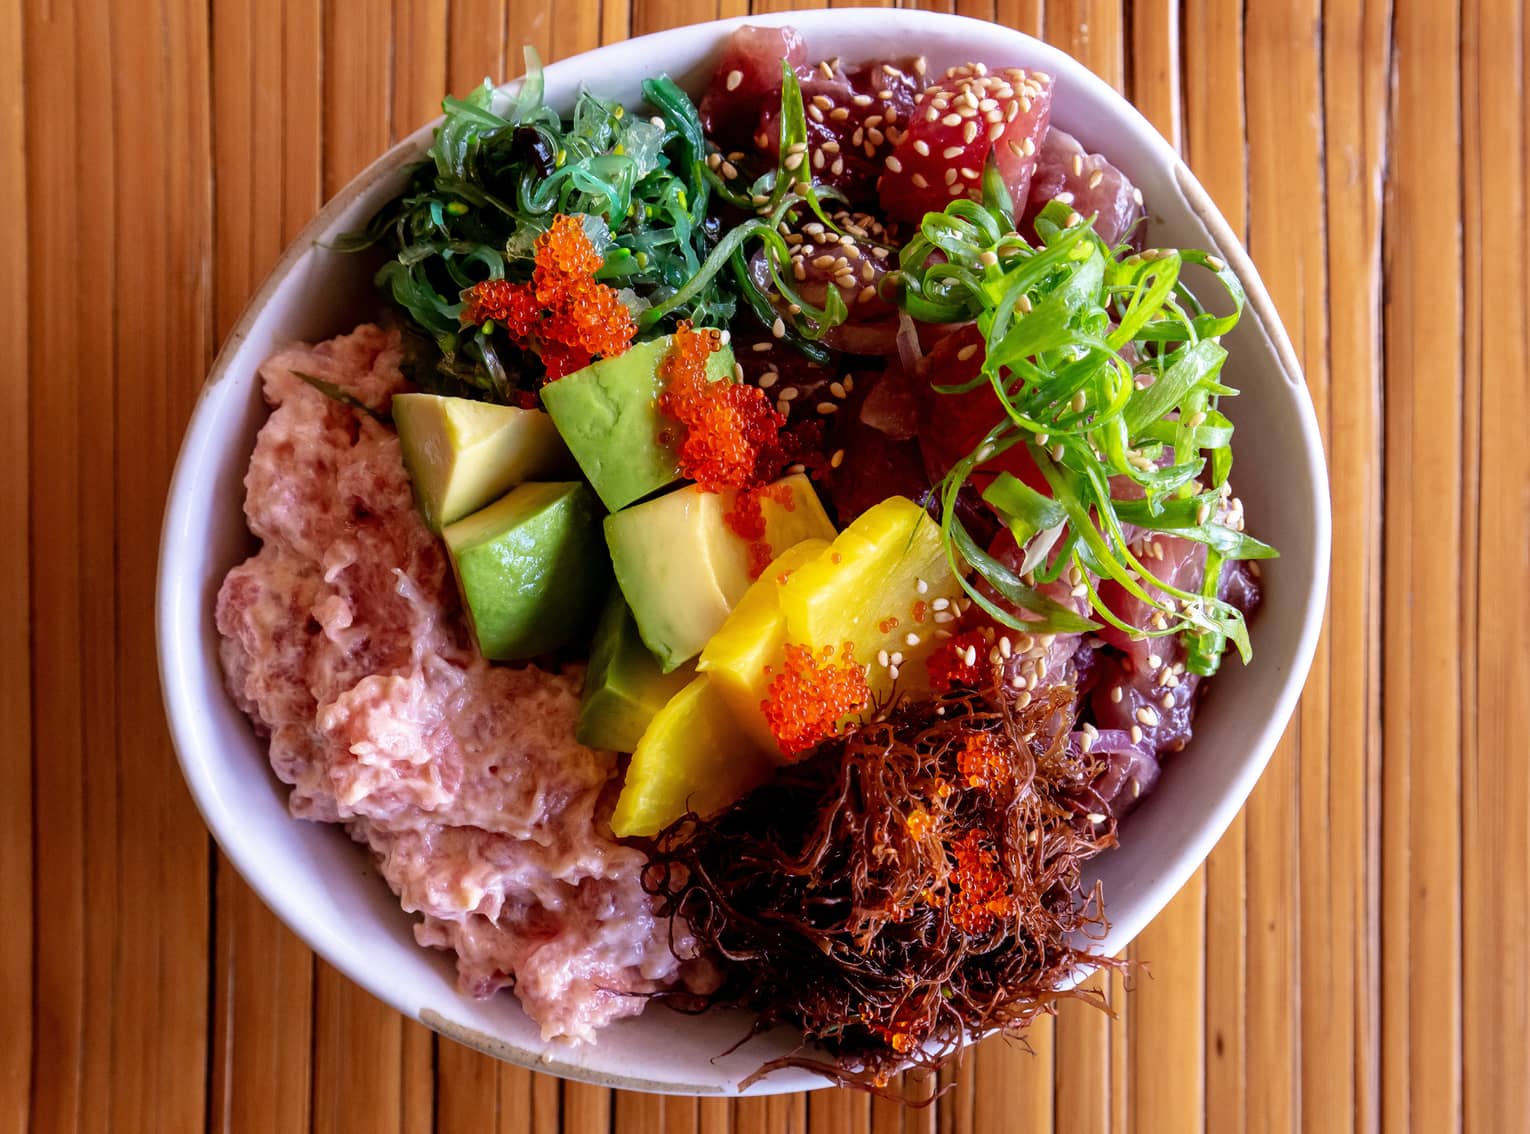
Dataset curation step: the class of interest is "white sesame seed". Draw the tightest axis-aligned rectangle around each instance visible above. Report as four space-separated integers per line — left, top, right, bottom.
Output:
1130 725 1144 744
779 386 799 401
725 69 743 92
962 120 978 144
771 317 786 338
911 173 929 188
888 664 900 681
830 449 845 469
890 651 904 666
1137 706 1160 726
942 113 962 127
878 649 890 668
1110 685 1124 704
963 646 978 667
957 343 979 362
885 154 903 173
905 632 921 647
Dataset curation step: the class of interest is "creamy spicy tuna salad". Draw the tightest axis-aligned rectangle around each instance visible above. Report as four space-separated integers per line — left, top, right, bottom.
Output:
218 25 1270 1090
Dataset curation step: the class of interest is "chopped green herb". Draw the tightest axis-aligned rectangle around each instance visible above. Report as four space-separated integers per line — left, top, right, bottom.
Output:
899 197 1271 673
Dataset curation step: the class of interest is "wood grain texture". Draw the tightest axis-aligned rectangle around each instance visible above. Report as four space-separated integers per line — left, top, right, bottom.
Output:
0 0 28 1129
11 1 1523 1132
1383 2 1466 1132
1461 4 1530 1134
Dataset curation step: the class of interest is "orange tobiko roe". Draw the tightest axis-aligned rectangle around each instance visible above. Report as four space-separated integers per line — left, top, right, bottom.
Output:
761 642 872 759
956 729 1013 793
659 323 786 494
948 828 1016 935
926 627 989 692
658 322 797 577
459 214 635 381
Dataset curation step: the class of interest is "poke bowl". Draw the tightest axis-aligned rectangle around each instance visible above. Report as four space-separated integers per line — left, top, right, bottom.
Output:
157 7 1329 1097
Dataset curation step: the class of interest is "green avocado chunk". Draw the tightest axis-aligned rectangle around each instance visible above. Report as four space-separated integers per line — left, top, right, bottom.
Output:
442 481 608 660
539 335 735 512
577 587 695 752
393 393 572 531
604 474 838 672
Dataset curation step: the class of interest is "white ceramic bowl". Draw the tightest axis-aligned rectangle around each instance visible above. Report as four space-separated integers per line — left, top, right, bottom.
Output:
158 8 1329 1096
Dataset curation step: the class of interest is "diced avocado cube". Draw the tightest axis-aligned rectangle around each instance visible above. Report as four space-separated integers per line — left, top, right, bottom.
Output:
539 335 735 512
610 674 774 837
697 539 829 753
393 393 572 531
778 496 964 707
577 587 694 752
603 474 837 673
443 482 608 661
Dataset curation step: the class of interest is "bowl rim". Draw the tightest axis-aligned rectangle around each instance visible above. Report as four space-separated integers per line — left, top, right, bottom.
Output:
158 5 1331 1096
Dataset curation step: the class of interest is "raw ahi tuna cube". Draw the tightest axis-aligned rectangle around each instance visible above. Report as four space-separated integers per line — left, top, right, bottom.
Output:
1024 126 1144 247
699 25 807 150
877 62 1054 223
754 57 928 203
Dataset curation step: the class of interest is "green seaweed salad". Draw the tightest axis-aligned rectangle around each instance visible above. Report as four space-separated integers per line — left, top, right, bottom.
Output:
341 50 1273 677
341 52 846 399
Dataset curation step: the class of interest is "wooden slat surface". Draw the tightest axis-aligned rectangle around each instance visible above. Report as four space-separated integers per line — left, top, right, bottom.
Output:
6 1 1526 1131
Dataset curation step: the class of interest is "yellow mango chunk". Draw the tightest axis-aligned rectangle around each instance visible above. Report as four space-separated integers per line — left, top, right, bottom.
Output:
697 538 828 752
610 675 774 838
778 497 964 708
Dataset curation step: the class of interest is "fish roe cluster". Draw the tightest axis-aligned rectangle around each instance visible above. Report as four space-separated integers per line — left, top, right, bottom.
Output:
956 729 1013 792
761 642 871 759
659 323 798 577
659 323 786 493
948 828 1016 935
904 806 935 840
926 627 989 692
459 214 635 381
727 481 797 578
